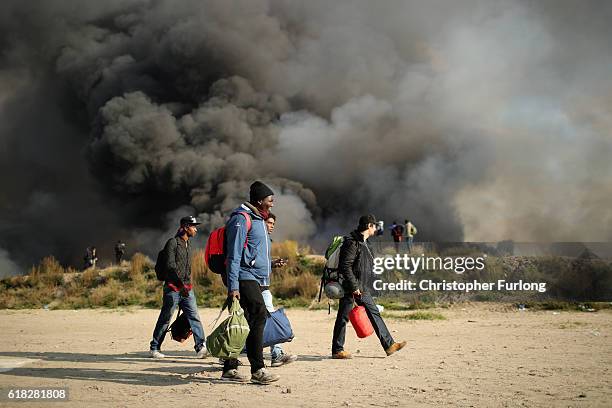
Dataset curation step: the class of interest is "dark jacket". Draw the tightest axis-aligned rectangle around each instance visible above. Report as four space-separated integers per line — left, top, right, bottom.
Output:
164 236 192 288
338 230 375 293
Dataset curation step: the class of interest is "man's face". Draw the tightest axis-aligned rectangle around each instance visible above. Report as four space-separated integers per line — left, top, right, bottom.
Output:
259 195 275 212
266 217 275 234
367 223 377 238
184 225 198 238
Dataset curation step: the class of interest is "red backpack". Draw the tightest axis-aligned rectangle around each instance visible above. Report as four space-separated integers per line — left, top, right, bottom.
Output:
205 211 252 277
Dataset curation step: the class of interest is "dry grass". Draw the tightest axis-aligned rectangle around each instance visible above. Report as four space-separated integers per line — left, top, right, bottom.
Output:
29 256 67 287
271 240 300 263
129 253 150 282
80 268 105 288
4 242 608 310
191 249 226 296
382 311 447 320
0 242 324 309
0 254 162 309
271 268 320 299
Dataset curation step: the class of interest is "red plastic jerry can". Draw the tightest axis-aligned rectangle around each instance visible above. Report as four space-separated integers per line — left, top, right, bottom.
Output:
349 305 374 338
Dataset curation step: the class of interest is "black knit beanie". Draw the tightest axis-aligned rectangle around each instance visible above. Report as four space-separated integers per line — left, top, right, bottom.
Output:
249 181 275 203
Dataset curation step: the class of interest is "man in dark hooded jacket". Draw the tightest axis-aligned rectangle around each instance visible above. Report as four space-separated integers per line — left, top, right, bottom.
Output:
332 214 407 359
149 216 207 359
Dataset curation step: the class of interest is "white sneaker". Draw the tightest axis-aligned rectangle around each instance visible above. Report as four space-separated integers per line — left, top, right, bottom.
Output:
150 350 166 359
195 348 209 359
271 353 298 367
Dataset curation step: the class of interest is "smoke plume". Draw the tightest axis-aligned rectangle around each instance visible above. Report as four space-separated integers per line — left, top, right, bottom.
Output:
1 0 611 273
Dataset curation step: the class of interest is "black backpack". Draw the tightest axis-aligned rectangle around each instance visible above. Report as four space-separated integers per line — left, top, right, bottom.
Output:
154 249 167 281
154 238 175 281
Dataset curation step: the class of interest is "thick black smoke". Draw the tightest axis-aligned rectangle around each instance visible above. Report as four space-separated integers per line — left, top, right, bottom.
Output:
1 0 612 274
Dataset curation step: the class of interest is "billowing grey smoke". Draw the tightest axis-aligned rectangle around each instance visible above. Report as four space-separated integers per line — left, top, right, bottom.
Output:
1 0 612 274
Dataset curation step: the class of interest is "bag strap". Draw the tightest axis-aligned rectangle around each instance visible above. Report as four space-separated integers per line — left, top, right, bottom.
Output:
318 276 324 302
166 307 182 333
237 211 252 246
226 211 252 251
209 303 226 328
237 211 252 232
221 211 252 260
208 296 235 328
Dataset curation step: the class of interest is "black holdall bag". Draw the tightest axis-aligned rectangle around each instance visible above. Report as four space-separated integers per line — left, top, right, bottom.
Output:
168 310 192 343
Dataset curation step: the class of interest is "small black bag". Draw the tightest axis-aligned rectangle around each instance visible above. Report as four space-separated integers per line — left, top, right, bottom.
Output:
169 310 192 343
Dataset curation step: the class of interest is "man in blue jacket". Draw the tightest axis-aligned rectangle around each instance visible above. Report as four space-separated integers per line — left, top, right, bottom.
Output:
221 181 280 385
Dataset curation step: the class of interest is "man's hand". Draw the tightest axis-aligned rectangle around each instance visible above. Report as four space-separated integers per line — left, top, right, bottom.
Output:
180 287 190 297
353 289 362 297
228 290 240 300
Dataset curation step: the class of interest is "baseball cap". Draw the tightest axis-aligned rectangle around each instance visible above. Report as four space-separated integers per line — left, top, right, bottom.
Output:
180 216 201 226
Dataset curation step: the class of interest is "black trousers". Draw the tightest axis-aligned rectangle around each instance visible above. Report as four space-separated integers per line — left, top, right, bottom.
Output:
224 280 266 373
332 291 394 354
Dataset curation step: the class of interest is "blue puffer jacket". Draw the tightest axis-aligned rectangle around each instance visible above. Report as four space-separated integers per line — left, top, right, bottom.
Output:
225 203 271 292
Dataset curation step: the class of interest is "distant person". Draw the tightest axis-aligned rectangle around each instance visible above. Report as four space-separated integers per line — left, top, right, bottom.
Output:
83 246 98 269
114 240 126 264
405 220 417 252
263 213 298 367
222 181 280 384
149 216 207 359
391 221 404 252
332 214 406 359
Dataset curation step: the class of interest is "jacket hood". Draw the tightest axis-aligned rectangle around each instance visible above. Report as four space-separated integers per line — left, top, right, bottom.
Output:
230 202 264 220
350 230 366 242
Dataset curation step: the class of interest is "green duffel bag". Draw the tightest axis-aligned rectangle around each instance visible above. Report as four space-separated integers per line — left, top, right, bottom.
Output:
206 297 250 359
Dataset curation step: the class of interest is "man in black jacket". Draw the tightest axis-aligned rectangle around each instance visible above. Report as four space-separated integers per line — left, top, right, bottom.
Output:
149 216 207 359
332 214 407 359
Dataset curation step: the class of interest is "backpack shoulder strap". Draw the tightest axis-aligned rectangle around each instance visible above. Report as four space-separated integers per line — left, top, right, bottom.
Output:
237 211 252 247
237 211 252 232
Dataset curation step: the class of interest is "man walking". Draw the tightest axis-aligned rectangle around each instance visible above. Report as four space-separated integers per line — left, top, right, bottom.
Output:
222 181 280 384
149 216 207 359
263 213 298 367
332 214 406 359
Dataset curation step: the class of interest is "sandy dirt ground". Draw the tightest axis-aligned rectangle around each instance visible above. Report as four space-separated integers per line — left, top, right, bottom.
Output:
0 304 610 408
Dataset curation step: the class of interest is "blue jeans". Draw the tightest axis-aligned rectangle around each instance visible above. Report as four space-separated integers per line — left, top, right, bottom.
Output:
261 289 283 360
150 286 205 352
